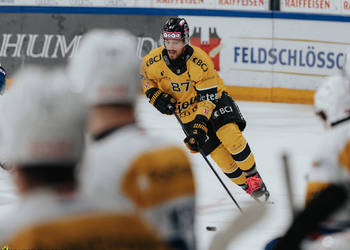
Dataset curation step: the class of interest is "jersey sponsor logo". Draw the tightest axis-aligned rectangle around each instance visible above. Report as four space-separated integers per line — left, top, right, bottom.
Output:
179 105 198 118
192 57 208 72
177 96 197 114
146 54 162 67
197 87 218 102
190 27 222 71
213 105 234 119
148 164 192 183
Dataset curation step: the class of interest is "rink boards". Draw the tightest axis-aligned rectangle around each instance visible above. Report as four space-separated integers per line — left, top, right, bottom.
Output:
0 6 350 104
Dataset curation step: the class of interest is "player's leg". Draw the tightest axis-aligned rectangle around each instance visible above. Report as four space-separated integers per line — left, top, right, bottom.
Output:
188 121 248 190
216 123 268 199
209 143 247 189
211 92 269 200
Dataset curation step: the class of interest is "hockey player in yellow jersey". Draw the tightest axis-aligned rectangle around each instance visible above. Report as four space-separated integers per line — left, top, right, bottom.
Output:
141 17 269 200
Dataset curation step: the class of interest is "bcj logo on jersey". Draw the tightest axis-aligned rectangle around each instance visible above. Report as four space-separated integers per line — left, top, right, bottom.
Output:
190 27 223 71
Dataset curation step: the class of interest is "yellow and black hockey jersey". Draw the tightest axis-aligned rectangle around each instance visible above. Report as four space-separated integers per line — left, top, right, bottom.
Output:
141 45 226 124
7 213 171 250
80 125 196 250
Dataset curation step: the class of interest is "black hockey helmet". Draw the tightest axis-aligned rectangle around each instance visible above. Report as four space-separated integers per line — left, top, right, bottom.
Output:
160 17 189 45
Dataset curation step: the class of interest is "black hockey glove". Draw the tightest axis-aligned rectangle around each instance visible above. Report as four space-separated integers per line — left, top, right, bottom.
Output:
184 115 208 153
146 88 176 115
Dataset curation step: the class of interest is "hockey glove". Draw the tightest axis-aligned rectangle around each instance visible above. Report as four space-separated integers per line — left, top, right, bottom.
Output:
0 66 7 95
146 87 176 115
184 115 208 153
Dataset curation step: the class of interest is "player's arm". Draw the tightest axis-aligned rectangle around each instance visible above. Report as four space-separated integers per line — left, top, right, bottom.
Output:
194 63 219 121
304 161 332 205
305 141 344 205
185 56 220 152
141 57 176 115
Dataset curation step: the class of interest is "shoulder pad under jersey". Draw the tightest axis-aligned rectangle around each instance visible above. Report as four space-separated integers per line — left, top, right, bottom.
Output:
143 47 164 68
190 45 214 73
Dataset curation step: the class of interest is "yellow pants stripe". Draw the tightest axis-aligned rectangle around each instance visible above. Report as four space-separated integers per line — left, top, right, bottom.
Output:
216 123 257 172
210 144 246 185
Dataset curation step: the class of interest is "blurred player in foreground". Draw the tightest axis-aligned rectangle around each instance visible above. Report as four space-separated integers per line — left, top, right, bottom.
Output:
70 29 196 250
0 64 6 95
266 70 350 250
141 17 269 201
0 64 7 170
0 67 169 250
0 67 88 243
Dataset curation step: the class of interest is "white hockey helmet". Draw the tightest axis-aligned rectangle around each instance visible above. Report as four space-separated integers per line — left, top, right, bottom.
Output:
0 66 87 165
68 29 140 106
314 74 350 127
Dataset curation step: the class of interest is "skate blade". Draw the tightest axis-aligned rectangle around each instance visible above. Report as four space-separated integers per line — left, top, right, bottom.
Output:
253 190 271 203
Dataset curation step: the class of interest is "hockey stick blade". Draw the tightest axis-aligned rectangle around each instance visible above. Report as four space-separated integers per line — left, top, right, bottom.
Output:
208 202 267 250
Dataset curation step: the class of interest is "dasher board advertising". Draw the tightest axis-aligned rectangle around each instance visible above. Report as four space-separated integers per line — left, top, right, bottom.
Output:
183 15 349 89
0 13 170 75
181 15 350 103
0 0 269 10
281 0 350 15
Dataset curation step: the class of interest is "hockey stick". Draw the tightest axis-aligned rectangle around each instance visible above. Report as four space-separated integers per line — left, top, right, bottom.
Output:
173 111 243 213
282 153 297 218
208 202 267 250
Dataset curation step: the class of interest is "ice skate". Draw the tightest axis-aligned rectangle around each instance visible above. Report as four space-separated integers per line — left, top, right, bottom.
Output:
244 174 270 202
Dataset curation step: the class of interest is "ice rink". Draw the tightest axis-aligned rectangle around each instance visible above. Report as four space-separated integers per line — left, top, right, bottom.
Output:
0 96 324 250
137 97 324 250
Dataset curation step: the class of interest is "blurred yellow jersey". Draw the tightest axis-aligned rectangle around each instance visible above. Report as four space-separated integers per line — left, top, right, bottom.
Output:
80 125 196 250
7 213 170 250
141 45 226 124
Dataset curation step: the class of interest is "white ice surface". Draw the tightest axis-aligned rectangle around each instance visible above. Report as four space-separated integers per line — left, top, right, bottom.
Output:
137 97 324 250
0 97 325 250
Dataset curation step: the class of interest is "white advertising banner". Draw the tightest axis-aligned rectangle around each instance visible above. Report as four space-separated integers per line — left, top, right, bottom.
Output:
272 18 350 89
181 15 350 90
182 16 273 88
152 0 269 10
0 0 269 10
281 0 350 15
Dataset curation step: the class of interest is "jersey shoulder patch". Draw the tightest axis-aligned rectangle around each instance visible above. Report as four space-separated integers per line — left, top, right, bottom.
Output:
143 47 164 68
190 45 214 73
